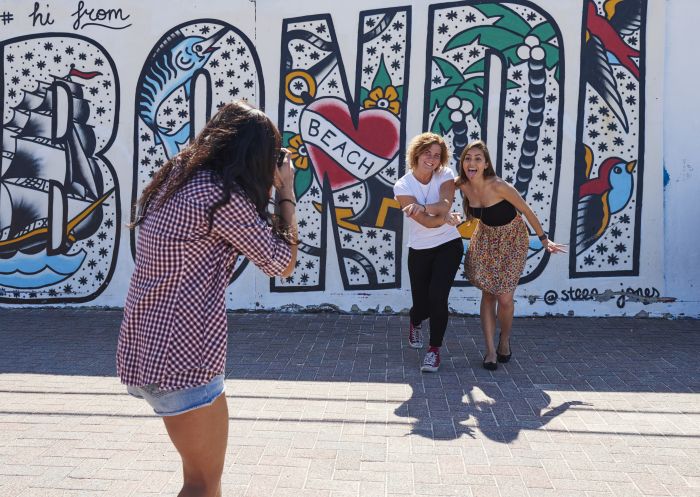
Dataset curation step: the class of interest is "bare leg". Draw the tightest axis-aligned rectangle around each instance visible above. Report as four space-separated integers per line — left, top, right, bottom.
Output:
496 291 515 355
162 393 228 497
480 291 498 363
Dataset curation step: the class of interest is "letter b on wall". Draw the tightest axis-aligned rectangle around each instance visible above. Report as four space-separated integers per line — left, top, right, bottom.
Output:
0 34 120 303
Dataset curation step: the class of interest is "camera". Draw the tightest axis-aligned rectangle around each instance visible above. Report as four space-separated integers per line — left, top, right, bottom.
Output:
277 150 286 168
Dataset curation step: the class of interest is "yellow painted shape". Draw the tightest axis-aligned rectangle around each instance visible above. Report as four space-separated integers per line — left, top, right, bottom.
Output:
604 0 623 20
336 207 361 233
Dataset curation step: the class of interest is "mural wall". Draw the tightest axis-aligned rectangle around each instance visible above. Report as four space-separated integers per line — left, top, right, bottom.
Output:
0 0 691 316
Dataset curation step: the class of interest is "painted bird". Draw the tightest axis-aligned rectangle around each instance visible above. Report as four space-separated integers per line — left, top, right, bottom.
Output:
584 0 642 132
138 27 227 158
574 145 636 255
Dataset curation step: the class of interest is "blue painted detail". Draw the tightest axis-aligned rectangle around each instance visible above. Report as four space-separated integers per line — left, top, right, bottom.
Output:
663 166 670 187
0 250 86 289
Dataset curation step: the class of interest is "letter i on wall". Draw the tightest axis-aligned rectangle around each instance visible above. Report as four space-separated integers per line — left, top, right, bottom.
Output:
0 34 120 303
131 19 264 281
277 8 411 291
425 2 565 285
570 0 646 277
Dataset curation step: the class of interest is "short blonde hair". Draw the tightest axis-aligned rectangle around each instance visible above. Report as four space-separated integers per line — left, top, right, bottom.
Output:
405 132 449 172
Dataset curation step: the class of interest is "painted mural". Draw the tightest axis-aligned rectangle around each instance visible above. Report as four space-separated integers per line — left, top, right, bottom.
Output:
570 0 645 277
0 34 120 303
131 19 264 280
425 1 564 285
0 0 674 315
276 8 410 291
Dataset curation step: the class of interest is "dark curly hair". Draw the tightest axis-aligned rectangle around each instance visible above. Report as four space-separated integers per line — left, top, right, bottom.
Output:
132 100 292 242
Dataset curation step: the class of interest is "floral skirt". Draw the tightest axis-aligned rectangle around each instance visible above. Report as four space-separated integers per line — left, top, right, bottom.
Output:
466 215 529 295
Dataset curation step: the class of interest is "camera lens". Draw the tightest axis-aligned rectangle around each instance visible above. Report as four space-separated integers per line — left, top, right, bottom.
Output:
277 150 285 168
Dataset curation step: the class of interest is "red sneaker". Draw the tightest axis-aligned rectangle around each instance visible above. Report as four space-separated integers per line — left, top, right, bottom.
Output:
408 322 423 349
421 347 440 372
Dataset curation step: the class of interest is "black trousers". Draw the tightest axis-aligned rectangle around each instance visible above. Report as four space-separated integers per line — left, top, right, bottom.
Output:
407 237 463 347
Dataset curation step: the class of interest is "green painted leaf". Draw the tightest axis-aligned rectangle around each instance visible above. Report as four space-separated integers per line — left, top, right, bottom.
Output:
506 79 521 90
503 46 522 66
458 76 484 92
294 166 313 199
433 57 464 86
528 22 556 43
395 85 404 102
476 4 531 37
430 104 454 135
360 86 369 106
464 58 485 75
445 26 524 52
430 83 459 109
282 131 296 147
372 55 392 90
542 43 560 72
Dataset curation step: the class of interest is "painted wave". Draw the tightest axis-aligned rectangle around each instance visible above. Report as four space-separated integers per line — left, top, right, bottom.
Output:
0 250 87 289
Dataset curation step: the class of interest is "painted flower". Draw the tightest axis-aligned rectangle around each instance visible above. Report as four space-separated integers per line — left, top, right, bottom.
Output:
363 85 400 115
288 134 309 170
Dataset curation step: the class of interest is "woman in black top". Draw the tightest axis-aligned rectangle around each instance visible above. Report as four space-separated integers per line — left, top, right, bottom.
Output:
456 140 566 370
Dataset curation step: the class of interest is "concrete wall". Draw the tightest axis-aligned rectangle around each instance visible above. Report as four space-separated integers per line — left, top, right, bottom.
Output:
0 0 697 317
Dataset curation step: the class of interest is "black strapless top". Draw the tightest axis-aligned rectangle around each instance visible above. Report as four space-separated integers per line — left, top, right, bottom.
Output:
467 199 517 227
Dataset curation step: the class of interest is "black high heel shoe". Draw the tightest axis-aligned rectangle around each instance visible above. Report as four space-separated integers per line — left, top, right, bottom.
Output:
482 356 497 371
497 337 512 363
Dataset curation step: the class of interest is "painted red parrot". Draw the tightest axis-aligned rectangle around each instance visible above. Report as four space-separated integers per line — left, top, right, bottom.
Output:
584 0 643 132
575 145 636 255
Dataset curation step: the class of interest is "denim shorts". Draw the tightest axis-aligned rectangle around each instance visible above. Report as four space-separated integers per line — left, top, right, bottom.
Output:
127 374 226 416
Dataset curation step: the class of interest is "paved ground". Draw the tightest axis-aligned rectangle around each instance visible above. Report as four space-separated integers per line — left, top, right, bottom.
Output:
0 309 699 497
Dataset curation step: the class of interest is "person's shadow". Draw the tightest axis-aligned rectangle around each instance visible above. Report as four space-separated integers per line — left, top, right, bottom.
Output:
394 358 589 442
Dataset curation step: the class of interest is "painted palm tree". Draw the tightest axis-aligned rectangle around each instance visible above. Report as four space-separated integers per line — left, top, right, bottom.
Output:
441 3 561 198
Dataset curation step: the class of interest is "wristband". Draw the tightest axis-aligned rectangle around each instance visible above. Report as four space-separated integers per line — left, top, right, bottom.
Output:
277 198 296 207
538 233 547 241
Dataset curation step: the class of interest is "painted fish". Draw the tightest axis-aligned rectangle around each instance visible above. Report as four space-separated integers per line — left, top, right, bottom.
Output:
138 27 227 158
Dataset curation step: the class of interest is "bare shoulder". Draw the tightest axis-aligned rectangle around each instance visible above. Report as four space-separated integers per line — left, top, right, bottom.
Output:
491 177 516 194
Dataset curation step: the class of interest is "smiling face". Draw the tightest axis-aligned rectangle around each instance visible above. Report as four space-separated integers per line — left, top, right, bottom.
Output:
458 140 496 184
406 132 448 174
416 144 443 175
462 147 487 179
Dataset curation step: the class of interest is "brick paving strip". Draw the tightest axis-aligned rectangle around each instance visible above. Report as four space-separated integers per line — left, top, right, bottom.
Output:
0 309 699 497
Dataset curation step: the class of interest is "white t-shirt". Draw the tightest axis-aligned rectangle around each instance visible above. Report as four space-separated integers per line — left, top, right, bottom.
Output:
393 168 462 249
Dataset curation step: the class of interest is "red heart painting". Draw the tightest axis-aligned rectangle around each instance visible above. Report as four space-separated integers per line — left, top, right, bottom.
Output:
300 97 400 190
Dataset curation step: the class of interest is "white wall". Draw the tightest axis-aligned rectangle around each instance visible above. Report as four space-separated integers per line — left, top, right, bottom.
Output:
0 0 696 317
662 0 700 317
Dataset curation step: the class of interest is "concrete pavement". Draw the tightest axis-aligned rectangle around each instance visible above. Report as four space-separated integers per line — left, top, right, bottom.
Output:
0 309 699 497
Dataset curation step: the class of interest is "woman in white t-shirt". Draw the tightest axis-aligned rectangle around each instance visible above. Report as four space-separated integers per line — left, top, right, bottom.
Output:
394 132 463 372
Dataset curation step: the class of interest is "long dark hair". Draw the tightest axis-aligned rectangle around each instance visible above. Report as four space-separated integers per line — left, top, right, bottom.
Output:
132 101 291 241
455 140 497 218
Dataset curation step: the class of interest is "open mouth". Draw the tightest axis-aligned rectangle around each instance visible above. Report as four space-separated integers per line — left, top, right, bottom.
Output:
466 167 478 178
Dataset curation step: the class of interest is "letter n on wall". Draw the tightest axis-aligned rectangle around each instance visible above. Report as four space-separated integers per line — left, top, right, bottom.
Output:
276 8 411 291
570 0 647 277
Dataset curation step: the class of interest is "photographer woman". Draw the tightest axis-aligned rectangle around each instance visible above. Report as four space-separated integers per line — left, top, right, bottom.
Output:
117 101 297 497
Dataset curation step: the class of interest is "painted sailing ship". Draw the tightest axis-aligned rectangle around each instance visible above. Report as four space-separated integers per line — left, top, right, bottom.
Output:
0 68 113 263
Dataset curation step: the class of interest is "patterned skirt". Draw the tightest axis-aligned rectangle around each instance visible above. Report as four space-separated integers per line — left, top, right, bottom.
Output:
466 215 529 295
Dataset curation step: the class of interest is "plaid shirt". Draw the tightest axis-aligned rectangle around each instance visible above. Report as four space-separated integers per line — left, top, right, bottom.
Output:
117 170 291 390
